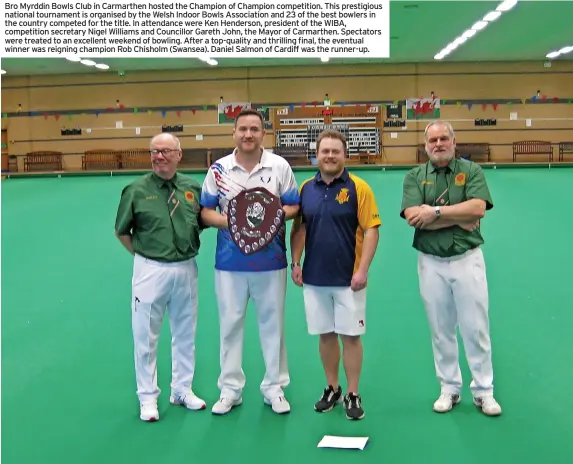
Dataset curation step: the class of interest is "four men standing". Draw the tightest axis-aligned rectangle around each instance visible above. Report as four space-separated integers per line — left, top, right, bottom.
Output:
116 118 501 422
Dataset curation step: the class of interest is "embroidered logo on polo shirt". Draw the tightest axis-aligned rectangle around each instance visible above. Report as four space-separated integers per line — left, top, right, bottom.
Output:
455 173 466 186
335 188 350 204
184 191 195 202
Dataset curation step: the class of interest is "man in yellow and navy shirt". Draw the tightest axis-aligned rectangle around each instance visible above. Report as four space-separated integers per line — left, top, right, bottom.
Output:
290 129 381 421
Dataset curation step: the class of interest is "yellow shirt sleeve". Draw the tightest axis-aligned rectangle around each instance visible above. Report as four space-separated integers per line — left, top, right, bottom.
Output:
351 174 382 230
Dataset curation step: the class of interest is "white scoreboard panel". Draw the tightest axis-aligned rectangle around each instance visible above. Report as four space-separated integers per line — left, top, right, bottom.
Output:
331 116 381 156
273 106 383 162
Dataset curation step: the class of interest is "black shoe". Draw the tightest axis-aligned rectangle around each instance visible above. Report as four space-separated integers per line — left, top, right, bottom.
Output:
314 385 342 412
344 393 365 420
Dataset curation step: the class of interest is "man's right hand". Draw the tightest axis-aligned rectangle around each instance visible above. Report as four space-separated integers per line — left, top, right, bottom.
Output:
291 266 303 287
460 220 480 231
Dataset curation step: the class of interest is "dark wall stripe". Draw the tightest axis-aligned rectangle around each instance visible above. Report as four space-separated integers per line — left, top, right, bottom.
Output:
8 141 573 158
2 69 573 90
2 98 573 118
8 126 573 147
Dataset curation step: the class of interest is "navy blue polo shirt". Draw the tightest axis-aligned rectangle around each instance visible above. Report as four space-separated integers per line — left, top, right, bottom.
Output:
297 169 381 287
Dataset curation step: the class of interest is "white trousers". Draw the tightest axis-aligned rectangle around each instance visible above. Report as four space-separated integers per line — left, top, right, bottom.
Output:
214 268 289 400
132 253 199 404
417 247 494 398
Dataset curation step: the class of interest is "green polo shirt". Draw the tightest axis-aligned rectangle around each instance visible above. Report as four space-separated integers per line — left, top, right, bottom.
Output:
115 172 204 262
400 158 493 258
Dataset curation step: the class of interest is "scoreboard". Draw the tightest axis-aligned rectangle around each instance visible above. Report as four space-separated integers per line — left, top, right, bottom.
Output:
273 105 383 161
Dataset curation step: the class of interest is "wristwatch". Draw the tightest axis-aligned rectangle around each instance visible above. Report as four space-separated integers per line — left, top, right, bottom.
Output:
290 262 300 270
434 206 441 218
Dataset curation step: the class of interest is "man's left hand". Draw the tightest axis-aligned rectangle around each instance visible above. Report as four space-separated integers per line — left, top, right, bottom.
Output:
408 205 438 228
351 270 368 292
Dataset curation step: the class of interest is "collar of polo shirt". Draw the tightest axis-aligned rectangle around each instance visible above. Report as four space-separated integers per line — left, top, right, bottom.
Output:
314 167 350 184
429 157 457 174
230 147 273 171
151 171 178 187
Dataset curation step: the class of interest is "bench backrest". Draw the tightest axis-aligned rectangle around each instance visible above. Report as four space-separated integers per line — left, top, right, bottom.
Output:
26 151 62 162
513 141 552 154
456 143 490 156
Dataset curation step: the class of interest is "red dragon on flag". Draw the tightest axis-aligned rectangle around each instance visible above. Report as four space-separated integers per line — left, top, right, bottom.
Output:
406 98 441 120
218 102 252 124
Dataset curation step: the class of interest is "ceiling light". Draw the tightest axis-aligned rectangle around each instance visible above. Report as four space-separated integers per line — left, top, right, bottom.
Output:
433 0 518 60
496 0 518 12
65 56 82 62
80 59 96 66
483 11 501 21
95 63 109 70
546 45 573 59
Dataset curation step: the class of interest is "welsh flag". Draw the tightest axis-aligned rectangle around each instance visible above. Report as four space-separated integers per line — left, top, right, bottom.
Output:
218 102 251 124
406 98 441 120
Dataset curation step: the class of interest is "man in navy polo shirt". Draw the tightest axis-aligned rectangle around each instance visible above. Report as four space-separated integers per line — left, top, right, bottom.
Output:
290 129 381 420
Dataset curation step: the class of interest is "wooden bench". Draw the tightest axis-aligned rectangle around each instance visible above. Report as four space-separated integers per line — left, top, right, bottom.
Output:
276 145 310 166
119 149 151 169
417 143 490 163
24 151 63 172
456 143 490 162
358 152 381 164
82 149 120 170
558 142 573 161
513 141 553 162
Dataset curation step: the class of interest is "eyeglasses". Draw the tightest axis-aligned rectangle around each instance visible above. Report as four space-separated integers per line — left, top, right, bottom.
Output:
150 149 179 156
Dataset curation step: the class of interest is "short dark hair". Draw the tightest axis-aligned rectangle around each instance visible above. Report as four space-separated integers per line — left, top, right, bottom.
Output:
316 129 347 154
235 108 264 127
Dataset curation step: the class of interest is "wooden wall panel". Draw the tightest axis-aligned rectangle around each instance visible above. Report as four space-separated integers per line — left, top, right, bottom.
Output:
2 61 572 165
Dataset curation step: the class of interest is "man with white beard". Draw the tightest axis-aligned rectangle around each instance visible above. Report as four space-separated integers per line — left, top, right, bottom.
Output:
400 121 502 417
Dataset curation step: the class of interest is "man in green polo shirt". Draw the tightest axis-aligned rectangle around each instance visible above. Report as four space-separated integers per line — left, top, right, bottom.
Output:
115 132 207 422
400 121 502 417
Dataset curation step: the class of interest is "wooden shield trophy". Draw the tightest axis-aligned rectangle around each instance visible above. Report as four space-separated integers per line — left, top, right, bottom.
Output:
227 187 285 255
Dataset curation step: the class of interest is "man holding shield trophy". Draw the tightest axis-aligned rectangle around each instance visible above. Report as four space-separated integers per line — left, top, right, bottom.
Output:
200 109 300 415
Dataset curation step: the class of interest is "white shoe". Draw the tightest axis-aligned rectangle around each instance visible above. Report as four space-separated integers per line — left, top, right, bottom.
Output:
474 396 502 416
212 397 242 415
433 393 461 413
140 402 159 422
264 395 291 414
170 390 207 411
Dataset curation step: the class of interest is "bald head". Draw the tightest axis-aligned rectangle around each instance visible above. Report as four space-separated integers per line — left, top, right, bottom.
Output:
150 132 181 150
149 132 182 179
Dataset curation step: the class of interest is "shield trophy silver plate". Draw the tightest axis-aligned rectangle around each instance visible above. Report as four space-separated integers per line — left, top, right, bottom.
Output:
227 187 285 255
